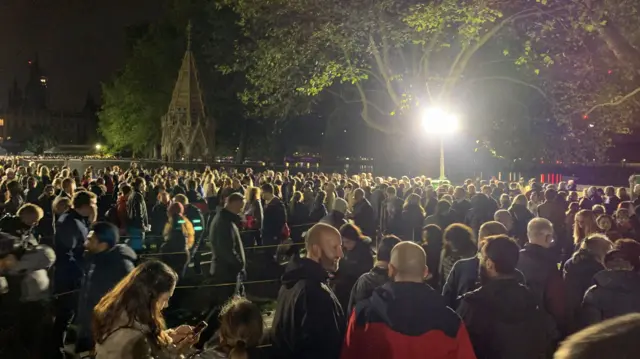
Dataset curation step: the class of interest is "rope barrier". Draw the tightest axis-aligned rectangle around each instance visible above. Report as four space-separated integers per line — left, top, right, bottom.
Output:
175 278 279 290
121 222 315 240
140 242 305 258
53 289 79 298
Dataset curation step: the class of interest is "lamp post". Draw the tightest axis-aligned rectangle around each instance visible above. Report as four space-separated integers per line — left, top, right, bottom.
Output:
421 107 459 181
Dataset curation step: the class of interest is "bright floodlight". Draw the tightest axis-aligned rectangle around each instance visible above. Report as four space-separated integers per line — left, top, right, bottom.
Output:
422 107 459 134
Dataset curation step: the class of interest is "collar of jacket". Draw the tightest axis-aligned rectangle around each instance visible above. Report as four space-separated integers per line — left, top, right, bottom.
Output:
282 257 329 285
522 243 557 263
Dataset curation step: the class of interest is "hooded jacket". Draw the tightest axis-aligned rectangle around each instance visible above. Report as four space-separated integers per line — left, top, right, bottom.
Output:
76 244 137 349
271 257 346 359
581 270 640 326
341 282 476 359
457 278 554 359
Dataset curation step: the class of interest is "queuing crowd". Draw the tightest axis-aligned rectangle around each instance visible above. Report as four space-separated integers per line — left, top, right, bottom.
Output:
1 159 640 359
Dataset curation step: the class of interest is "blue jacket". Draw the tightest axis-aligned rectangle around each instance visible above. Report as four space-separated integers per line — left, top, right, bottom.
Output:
54 210 90 293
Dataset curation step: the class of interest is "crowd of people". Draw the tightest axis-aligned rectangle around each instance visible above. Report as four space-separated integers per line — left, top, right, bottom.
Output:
1 159 640 358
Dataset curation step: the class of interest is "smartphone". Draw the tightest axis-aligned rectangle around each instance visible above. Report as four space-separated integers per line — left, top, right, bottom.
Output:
192 321 208 336
175 321 208 344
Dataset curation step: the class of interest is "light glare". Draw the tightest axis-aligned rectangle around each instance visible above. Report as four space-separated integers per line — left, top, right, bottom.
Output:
422 107 459 134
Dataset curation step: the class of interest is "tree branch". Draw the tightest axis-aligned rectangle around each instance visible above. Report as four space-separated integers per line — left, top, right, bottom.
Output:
465 76 552 103
369 34 402 106
584 86 640 116
341 45 396 133
441 5 567 98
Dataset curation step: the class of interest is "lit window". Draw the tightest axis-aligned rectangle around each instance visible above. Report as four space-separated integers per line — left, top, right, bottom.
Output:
0 118 3 126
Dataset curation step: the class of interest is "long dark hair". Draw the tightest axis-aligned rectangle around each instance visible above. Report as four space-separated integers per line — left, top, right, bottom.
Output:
217 297 264 359
93 260 178 346
442 223 477 258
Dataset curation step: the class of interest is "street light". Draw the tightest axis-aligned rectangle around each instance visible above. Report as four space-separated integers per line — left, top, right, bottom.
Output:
422 107 459 181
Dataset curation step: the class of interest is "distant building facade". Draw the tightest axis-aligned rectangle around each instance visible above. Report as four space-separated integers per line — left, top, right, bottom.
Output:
0 56 98 149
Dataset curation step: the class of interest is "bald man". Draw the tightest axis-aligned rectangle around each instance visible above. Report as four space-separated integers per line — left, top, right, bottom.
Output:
517 217 566 332
271 223 346 359
342 241 477 359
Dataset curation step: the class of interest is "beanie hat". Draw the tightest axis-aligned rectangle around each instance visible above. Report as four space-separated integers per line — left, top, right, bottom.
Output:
92 222 119 248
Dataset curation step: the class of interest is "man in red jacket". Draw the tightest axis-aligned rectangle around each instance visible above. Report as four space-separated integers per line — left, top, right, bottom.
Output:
341 241 477 359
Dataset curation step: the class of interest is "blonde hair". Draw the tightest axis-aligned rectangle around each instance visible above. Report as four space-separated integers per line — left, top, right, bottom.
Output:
574 210 599 245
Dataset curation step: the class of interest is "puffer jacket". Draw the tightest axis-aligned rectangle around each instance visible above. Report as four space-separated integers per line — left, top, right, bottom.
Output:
581 270 640 327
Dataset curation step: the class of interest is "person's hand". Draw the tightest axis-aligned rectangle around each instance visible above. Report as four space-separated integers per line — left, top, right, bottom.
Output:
167 325 200 350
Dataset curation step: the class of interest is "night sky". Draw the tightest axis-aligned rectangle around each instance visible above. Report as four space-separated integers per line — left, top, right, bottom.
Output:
0 0 163 111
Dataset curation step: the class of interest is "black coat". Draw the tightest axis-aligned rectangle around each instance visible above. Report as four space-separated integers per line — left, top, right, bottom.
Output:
563 253 604 332
381 197 404 236
401 205 424 242
126 190 148 229
451 199 471 224
76 245 136 347
150 203 169 237
332 239 374 311
457 278 555 359
271 257 345 359
465 194 496 235
509 204 534 247
442 256 526 310
262 197 287 243
347 265 389 316
582 270 640 327
352 199 375 238
208 209 245 281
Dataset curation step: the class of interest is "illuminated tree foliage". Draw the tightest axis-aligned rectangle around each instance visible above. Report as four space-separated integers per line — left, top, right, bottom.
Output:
99 20 183 155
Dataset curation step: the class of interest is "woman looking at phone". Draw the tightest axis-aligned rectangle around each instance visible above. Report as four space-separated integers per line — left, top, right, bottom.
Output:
92 260 199 359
